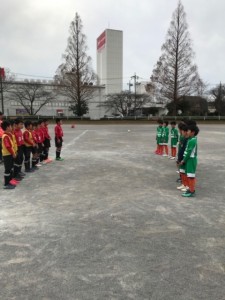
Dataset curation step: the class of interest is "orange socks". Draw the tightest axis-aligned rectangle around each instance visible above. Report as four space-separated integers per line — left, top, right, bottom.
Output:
188 178 196 192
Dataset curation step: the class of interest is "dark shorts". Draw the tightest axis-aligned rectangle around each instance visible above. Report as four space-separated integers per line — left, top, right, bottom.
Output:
55 137 63 148
43 139 51 148
31 146 38 154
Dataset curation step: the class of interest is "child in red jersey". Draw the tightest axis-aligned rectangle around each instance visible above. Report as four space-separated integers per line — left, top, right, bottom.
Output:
55 118 64 161
43 119 52 163
31 122 39 169
23 120 35 172
1 120 17 189
13 118 26 180
37 120 45 164
0 111 4 163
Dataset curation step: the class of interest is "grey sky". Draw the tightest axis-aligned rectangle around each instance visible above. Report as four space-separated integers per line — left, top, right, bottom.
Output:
1 0 224 88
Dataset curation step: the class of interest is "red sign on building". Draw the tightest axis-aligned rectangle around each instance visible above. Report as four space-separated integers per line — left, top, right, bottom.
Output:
0 67 5 78
97 31 106 51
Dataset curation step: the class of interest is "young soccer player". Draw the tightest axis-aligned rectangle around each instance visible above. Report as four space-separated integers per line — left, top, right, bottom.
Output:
37 120 45 164
43 119 52 163
162 121 169 157
55 118 64 161
176 124 189 192
1 120 17 189
23 120 35 172
155 119 163 155
31 122 39 169
0 111 4 164
179 124 199 197
14 118 26 178
170 121 179 159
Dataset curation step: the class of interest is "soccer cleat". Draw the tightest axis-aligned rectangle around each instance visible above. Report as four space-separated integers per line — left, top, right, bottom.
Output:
36 163 42 167
182 191 195 197
170 157 176 160
4 184 16 189
45 158 53 163
25 169 35 173
162 154 168 157
9 180 19 186
56 157 64 161
177 184 185 190
181 187 188 192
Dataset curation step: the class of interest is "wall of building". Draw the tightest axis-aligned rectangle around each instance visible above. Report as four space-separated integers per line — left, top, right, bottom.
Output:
3 82 107 120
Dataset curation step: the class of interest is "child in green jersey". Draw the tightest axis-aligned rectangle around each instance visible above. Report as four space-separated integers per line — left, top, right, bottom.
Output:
162 121 169 157
170 121 179 160
155 120 163 155
180 124 199 197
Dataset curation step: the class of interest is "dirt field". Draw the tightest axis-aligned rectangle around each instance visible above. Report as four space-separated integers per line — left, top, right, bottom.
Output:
0 124 225 300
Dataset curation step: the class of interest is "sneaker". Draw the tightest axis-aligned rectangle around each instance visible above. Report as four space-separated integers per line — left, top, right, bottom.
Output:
177 184 185 190
45 158 53 163
9 180 19 186
181 187 188 192
56 157 64 161
182 191 195 197
162 154 168 157
170 157 176 160
25 169 35 173
4 184 16 189
19 172 26 176
36 163 42 167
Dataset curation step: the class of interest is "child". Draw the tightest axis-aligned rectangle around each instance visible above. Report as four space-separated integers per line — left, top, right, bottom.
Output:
55 118 64 161
23 120 35 172
176 124 189 192
179 124 199 197
37 120 45 164
1 120 17 189
31 122 40 169
170 121 179 160
0 111 4 163
43 119 52 163
162 121 169 157
155 119 163 155
14 118 26 178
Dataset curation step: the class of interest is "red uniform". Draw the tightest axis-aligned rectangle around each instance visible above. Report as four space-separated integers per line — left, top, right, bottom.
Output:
55 124 63 138
14 128 24 146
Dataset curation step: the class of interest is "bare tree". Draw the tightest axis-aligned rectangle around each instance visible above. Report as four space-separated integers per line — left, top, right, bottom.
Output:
10 82 55 115
100 91 151 116
151 1 202 115
55 13 96 116
210 83 225 115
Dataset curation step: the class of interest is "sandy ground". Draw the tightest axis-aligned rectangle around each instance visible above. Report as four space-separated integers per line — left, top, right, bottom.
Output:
0 124 225 300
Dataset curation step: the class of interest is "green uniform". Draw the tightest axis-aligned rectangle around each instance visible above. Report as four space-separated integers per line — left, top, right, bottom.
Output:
178 134 185 152
156 126 163 145
183 136 198 178
171 127 179 148
162 126 169 145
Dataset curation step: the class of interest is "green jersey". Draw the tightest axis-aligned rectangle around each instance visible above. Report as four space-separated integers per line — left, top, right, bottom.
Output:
183 136 198 178
162 126 169 144
171 127 179 147
156 126 163 145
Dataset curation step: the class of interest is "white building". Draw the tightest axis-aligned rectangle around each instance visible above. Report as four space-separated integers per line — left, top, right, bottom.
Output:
97 29 123 95
3 81 106 120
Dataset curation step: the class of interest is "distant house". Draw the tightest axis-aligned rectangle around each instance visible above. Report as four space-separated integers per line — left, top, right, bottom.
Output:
178 96 208 116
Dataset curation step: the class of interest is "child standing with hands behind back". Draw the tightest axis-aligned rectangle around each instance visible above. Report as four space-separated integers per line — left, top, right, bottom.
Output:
170 121 179 160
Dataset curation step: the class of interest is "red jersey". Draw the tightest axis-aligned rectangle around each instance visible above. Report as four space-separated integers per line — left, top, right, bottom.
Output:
32 130 38 144
14 128 24 146
38 127 45 143
43 125 51 139
0 120 3 138
55 124 63 138
23 129 34 146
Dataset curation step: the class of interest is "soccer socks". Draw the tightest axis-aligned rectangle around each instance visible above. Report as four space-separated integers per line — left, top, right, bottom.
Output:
56 150 60 158
188 178 196 193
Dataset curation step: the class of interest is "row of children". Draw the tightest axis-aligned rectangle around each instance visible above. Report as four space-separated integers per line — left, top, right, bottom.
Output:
155 119 199 198
0 117 64 189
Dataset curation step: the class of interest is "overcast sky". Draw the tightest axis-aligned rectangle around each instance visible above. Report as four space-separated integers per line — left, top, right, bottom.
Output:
1 0 224 88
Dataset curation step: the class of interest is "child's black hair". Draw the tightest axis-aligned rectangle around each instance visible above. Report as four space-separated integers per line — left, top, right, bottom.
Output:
32 121 38 127
180 124 188 132
24 120 32 128
10 119 15 126
188 125 199 136
56 118 61 124
178 122 184 130
1 120 11 131
14 118 23 125
170 121 176 125
163 121 169 126
38 119 43 125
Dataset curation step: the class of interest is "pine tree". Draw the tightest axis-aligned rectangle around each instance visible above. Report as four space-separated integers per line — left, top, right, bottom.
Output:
151 1 202 115
55 13 96 116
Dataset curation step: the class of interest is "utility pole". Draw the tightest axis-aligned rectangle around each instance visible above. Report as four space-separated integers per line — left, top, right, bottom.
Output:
127 81 133 92
131 73 139 116
0 67 5 114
